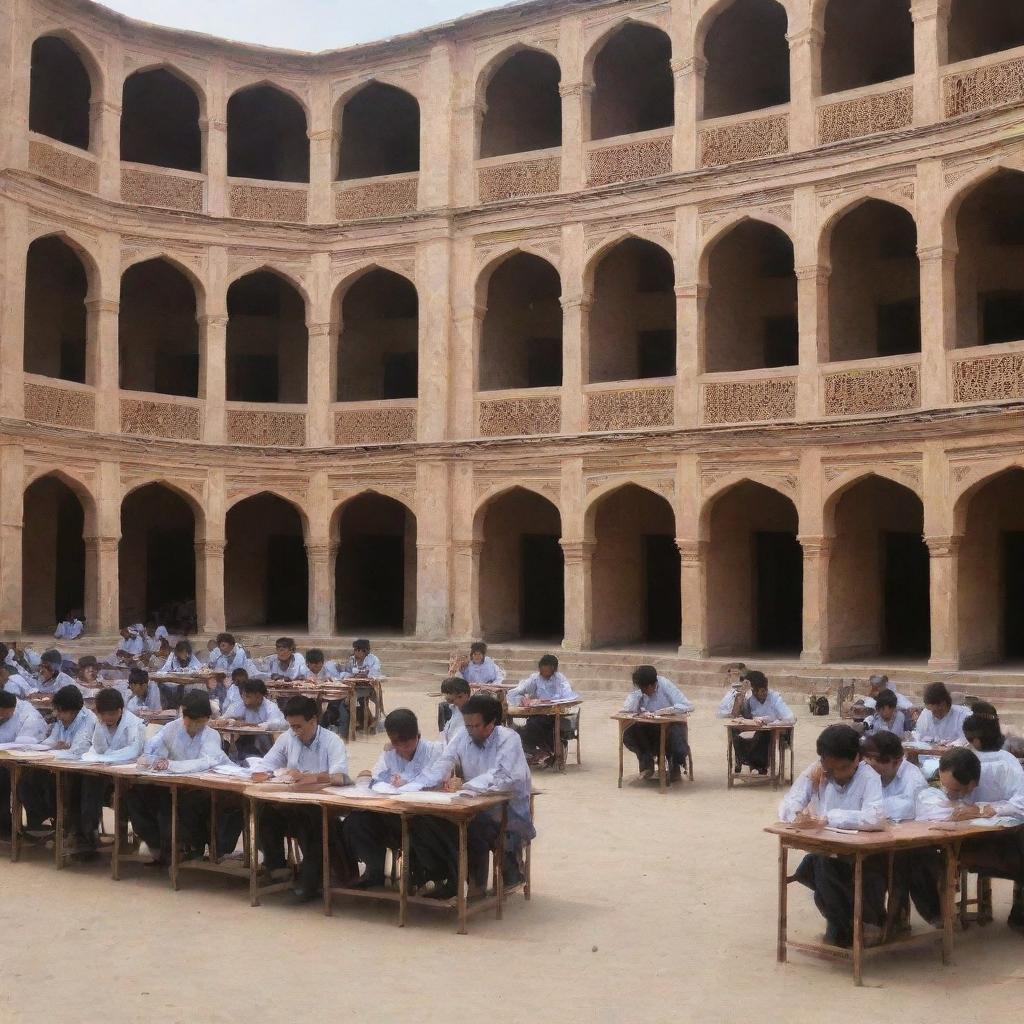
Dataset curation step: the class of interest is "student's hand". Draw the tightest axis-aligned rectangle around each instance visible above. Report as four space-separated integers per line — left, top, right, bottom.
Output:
251 771 270 783
390 774 406 787
281 768 302 782
296 772 321 784
53 741 70 751
153 758 170 772
950 806 978 821
793 808 824 829
520 696 533 707
807 764 825 788
444 776 464 792
975 804 997 819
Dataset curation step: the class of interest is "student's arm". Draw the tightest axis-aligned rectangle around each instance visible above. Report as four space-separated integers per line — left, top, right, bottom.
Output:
490 659 506 685
664 680 694 713
167 728 229 774
220 698 246 721
778 768 814 822
121 720 148 760
555 674 579 701
506 676 535 707
884 770 928 823
399 746 458 793
369 749 391 786
263 699 286 726
67 717 97 758
146 684 162 711
911 710 935 742
323 735 349 785
40 721 61 749
770 693 796 726
251 733 289 776
716 691 739 719
17 712 48 744
622 689 642 714
915 786 956 821
462 733 529 795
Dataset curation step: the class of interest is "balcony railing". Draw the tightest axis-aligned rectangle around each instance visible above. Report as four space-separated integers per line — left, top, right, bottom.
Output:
943 43 1024 119
120 392 202 440
476 147 561 203
334 172 419 221
816 77 914 146
586 127 673 187
228 177 308 222
699 105 789 168
949 341 1024 404
476 387 561 437
225 402 307 446
333 398 417 445
700 367 797 425
23 374 96 430
585 378 674 431
120 162 205 213
27 133 99 193
820 354 920 417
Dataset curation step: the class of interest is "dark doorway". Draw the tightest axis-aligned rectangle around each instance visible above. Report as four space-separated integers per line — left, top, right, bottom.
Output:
755 531 803 651
1003 532 1024 659
266 534 308 626
520 534 564 639
146 528 195 621
337 536 404 630
645 534 681 643
884 532 931 656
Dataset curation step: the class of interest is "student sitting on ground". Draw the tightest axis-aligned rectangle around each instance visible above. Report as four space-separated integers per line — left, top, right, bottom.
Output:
912 682 971 746
54 610 84 641
0 661 35 697
126 667 163 715
258 637 307 681
507 654 579 769
779 724 886 948
439 677 471 742
717 669 796 775
621 665 694 783
342 709 443 889
0 692 47 840
863 689 908 738
963 712 1024 782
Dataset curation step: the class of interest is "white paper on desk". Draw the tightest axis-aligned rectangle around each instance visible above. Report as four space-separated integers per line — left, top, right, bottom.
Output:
967 816 1023 827
398 791 456 805
323 785 380 798
0 742 50 752
370 781 400 795
903 741 932 751
53 751 84 761
81 750 134 764
10 749 57 759
210 764 252 779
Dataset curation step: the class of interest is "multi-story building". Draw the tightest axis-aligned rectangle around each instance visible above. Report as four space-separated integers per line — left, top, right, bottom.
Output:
3 0 1024 681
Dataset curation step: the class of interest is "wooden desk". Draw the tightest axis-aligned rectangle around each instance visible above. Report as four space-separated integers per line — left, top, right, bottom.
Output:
611 713 692 792
265 681 361 742
505 700 582 771
211 721 287 759
725 720 795 790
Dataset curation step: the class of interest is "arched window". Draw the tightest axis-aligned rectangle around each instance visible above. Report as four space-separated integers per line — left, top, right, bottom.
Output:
121 68 202 171
337 82 419 180
29 36 92 149
479 50 562 158
820 0 914 94
228 85 309 182
24 236 89 383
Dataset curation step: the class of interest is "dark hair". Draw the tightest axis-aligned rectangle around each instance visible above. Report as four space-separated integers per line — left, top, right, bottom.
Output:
215 632 235 646
816 724 861 761
744 669 769 690
963 714 1005 752
441 676 471 697
284 695 319 720
868 674 889 689
0 643 8 661
923 682 952 708
241 678 267 696
78 655 98 669
182 694 213 720
128 667 149 687
275 637 295 651
353 638 370 651
538 654 559 670
470 642 487 656
0 662 11 677
95 687 124 713
875 689 898 710
231 668 249 683
306 649 325 664
939 747 981 785
971 700 998 720
384 708 419 741
723 662 746 671
52 685 84 712
175 640 193 656
0 691 17 709
632 665 658 688
461 694 503 725
861 731 903 761
42 649 63 668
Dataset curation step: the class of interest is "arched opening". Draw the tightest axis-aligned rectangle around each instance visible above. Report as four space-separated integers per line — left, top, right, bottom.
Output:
479 50 562 158
29 35 92 150
226 493 308 629
827 478 929 661
336 269 418 401
706 481 802 655
948 1 1024 63
590 485 679 648
704 221 797 372
24 236 89 383
588 238 676 383
226 272 308 403
820 0 914 95
477 488 563 642
702 0 790 119
589 23 673 141
827 200 920 361
227 84 309 182
22 476 85 633
337 82 419 180
479 253 562 391
958 469 1024 666
120 68 202 172
334 495 416 634
954 171 1024 348
119 259 199 397
119 484 196 628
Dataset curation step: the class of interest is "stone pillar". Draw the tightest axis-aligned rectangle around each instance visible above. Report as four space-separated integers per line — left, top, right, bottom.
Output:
306 251 333 448
417 237 452 442
415 460 451 638
201 246 229 443
672 57 704 172
84 536 119 635
794 186 826 420
203 58 228 217
560 222 587 436
93 37 123 202
86 297 120 433
799 536 832 665
678 540 708 658
308 78 334 224
452 539 483 640
1 0 29 173
917 159 955 409
787 26 822 153
0 446 24 632
912 0 949 126
0 199 28 418
305 542 337 637
560 540 594 651
926 535 960 670
195 540 226 634
560 82 591 193
419 43 454 209
675 205 702 427
451 304 484 439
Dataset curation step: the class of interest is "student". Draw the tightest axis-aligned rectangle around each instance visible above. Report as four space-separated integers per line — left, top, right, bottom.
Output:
35 650 78 695
126 667 163 715
717 669 795 774
208 632 248 674
105 626 146 667
457 642 506 685
258 637 308 681
218 678 286 758
305 648 341 682
621 665 694 783
0 692 47 839
402 695 534 899
126 694 229 867
779 724 886 948
251 695 350 902
507 654 579 769
76 656 101 689
335 639 384 736
439 677 471 743
160 639 203 675
207 666 245 715
0 661 35 696
54 610 84 641
342 709 443 889
912 682 971 745
862 674 914 712
862 690 907 738
963 713 1024 781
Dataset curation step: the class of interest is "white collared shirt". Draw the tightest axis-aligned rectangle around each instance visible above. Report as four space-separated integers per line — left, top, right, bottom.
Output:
0 700 47 743
43 707 98 757
441 703 465 744
90 710 147 760
371 739 443 789
779 761 885 830
717 689 795 724
459 658 505 685
144 718 228 774
338 653 382 680
913 704 971 745
917 759 1024 820
208 645 247 674
257 652 308 681
622 676 693 715
159 653 205 674
255 726 349 778
3 673 36 697
221 695 286 726
880 758 928 822
508 671 578 706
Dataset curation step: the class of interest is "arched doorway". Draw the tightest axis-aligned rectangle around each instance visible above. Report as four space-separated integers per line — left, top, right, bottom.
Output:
337 82 420 179
227 84 309 182
29 35 92 150
479 49 562 157
121 67 202 171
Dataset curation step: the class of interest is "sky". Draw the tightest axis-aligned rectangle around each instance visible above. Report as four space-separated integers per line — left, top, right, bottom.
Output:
96 0 516 51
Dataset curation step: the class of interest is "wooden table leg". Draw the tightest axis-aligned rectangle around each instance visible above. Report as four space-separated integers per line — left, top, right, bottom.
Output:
457 819 469 935
777 842 788 963
617 722 624 789
399 814 409 927
557 709 566 773
54 767 65 870
170 784 180 891
659 723 668 793
942 842 957 965
347 690 356 744
10 762 21 863
769 731 779 791
112 776 122 881
248 797 260 907
496 806 507 921
853 853 864 986
322 805 332 917
726 728 734 789
209 789 218 863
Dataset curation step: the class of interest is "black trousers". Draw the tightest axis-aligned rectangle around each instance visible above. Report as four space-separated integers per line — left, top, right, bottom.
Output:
79 776 113 838
18 769 81 831
0 766 11 834
893 849 943 923
259 804 327 894
622 722 689 770
214 793 246 857
342 809 402 883
518 715 574 756
731 729 790 770
408 812 521 891
231 734 274 764
795 853 887 943
125 784 210 858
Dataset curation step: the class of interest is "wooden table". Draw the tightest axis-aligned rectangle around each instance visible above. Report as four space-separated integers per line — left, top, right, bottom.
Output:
504 700 583 771
725 720 795 790
212 721 287 759
611 712 692 792
265 681 363 742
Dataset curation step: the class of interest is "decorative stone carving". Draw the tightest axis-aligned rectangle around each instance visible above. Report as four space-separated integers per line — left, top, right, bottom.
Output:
120 398 201 440
952 352 1024 404
700 113 789 168
586 386 674 432
226 409 306 447
335 177 418 220
477 157 560 203
702 378 797 424
817 86 913 145
586 135 673 188
28 139 98 192
944 56 1024 119
823 365 920 416
24 381 95 430
478 397 561 437
229 184 308 223
120 167 204 213
334 406 417 445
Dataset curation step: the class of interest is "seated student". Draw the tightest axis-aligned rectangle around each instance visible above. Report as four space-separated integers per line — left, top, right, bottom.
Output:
208 632 248 675
342 709 443 889
258 637 307 681
76 656 101 689
126 694 229 867
54 610 84 641
973 700 1024 759
457 642 506 686
401 695 534 899
251 695 350 902
18 685 98 834
35 650 79 695
863 689 908 738
621 665 694 783
5 641 41 676
717 669 796 775
963 713 1024 782
305 648 341 682
333 639 384 735
217 678 286 758
439 677 471 742
862 674 915 712
156 639 205 707
206 666 245 716
126 667 162 715
0 692 48 839
507 654 580 769
0 661 35 697
104 626 147 668
912 682 971 746
779 724 886 948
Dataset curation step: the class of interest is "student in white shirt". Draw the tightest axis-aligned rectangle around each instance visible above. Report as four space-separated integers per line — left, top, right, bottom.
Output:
621 665 694 783
105 626 146 667
35 651 79 695
439 677 471 743
963 712 1024 782
862 689 908 738
0 662 35 696
217 677 285 760
208 632 248 674
779 724 886 948
305 648 342 682
259 637 308 681
0 692 47 839
507 654 580 768
54 610 84 640
440 641 505 732
912 682 971 746
126 667 163 715
861 674 915 713
717 669 795 775
333 639 384 737
342 709 443 889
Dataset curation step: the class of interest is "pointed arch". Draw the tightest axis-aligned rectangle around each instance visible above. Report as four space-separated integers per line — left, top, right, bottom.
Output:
699 212 794 274
227 81 310 183
29 31 102 150
121 64 204 172
816 189 918 265
336 79 420 180
699 475 798 537
120 252 207 314
225 263 311 311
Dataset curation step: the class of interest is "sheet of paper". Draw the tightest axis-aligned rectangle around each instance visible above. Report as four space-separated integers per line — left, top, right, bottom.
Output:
323 785 381 799
0 742 50 752
210 764 252 779
371 782 400 795
397 791 456 805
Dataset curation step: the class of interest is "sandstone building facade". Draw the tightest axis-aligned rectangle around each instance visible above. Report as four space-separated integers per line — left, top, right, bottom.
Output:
3 0 1024 676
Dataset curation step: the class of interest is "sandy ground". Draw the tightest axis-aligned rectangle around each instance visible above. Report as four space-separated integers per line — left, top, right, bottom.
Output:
2 686 1024 1024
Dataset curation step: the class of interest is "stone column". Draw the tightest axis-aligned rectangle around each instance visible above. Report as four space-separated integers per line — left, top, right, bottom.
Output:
1 0 29 172
560 540 594 651
559 82 591 192
416 237 452 442
305 249 332 450
560 297 590 436
794 186 826 420
203 58 228 216
415 460 451 638
672 57 704 172
678 539 708 658
86 296 120 434
917 244 955 409
202 246 228 443
926 535 960 670
308 78 334 224
0 199 28 418
787 26 822 153
452 539 483 641
84 536 119 635
799 536 832 665
912 0 949 126
92 97 122 201
419 43 454 209
0 445 24 632
305 542 337 637
195 540 226 634
451 304 484 439
675 205 702 427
